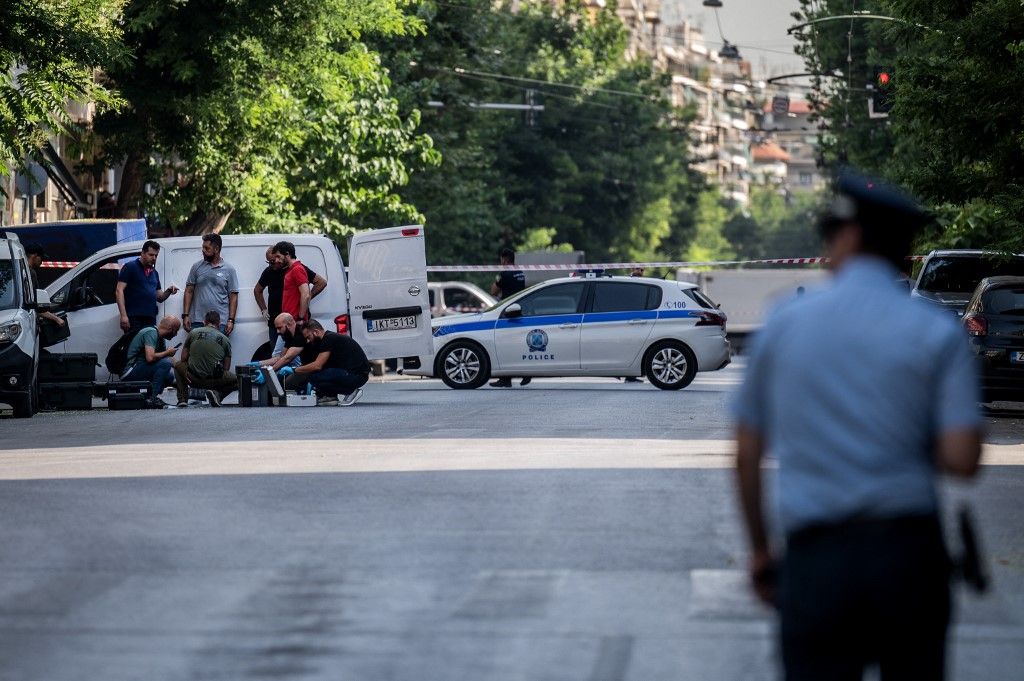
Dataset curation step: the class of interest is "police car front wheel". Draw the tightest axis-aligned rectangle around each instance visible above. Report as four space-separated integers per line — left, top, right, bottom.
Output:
644 341 697 390
437 341 491 389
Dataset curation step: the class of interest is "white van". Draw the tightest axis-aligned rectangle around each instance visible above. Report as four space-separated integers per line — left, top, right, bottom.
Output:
0 233 49 417
45 227 433 381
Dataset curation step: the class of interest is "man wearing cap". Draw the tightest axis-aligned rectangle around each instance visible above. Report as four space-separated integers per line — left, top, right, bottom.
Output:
734 170 983 680
24 243 65 328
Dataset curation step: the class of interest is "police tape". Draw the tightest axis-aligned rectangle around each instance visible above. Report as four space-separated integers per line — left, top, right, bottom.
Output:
40 255 926 271
425 255 926 272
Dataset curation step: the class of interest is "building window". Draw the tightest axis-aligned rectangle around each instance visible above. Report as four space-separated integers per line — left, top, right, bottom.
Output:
799 172 813 186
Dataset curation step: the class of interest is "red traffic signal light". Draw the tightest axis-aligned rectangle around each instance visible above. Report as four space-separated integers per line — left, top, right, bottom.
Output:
877 72 891 87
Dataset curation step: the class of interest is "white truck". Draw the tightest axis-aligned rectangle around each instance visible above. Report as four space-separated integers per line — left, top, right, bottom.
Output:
677 267 829 342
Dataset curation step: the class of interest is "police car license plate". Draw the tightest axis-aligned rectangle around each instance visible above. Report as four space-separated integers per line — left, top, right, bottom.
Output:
1011 351 1024 364
368 316 417 332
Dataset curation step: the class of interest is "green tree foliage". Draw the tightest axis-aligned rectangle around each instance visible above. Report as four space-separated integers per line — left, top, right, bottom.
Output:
686 191 736 262
0 0 126 180
724 188 823 260
383 0 703 265
93 0 437 237
792 0 1024 251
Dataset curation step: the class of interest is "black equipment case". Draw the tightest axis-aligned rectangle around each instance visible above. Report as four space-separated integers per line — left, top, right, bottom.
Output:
39 382 94 411
237 365 287 407
105 381 151 410
39 353 97 383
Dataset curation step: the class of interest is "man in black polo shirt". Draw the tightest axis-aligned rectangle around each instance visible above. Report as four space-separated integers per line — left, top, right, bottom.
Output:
290 319 370 407
490 247 526 300
253 247 327 344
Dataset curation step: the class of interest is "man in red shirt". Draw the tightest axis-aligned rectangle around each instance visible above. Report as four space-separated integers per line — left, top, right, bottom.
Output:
272 241 311 321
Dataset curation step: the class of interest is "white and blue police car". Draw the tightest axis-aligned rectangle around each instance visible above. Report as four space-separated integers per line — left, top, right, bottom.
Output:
405 275 731 390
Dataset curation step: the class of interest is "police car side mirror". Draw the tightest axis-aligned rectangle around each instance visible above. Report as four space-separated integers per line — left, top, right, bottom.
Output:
503 303 523 318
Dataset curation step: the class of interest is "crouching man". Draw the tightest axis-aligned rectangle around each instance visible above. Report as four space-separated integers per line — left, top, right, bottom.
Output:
284 319 369 406
248 313 313 394
174 310 237 407
122 315 181 409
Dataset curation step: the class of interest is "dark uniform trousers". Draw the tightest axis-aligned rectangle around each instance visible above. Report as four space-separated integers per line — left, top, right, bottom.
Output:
284 368 368 398
127 316 157 335
781 514 951 681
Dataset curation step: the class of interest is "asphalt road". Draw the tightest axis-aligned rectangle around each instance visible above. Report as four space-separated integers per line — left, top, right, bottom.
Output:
1 364 1022 680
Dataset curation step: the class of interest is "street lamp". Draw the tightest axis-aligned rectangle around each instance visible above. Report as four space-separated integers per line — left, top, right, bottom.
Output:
718 41 741 60
787 14 936 34
703 0 742 60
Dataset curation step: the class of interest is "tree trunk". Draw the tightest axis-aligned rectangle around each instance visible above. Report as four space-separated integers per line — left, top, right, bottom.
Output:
177 209 232 236
113 152 145 220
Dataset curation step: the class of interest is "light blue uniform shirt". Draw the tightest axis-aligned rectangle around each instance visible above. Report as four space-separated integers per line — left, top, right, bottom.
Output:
733 257 982 534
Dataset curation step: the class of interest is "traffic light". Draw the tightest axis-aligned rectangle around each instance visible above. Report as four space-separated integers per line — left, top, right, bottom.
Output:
869 68 894 117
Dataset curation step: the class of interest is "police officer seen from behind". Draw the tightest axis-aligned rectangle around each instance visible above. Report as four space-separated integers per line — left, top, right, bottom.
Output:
733 170 983 681
490 247 530 388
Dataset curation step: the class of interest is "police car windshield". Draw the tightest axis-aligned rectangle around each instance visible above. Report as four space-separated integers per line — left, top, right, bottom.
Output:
918 256 1024 293
483 282 543 312
0 260 16 311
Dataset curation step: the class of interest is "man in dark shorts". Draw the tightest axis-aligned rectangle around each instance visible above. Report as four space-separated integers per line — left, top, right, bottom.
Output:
254 247 327 345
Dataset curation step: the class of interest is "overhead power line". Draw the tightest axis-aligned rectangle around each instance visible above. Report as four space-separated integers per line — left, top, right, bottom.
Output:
442 69 625 110
429 65 657 100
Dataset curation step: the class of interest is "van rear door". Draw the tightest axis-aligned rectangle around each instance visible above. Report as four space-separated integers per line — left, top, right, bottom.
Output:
347 226 432 360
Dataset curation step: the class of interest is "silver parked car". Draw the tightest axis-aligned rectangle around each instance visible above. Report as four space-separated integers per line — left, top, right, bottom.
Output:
428 281 496 317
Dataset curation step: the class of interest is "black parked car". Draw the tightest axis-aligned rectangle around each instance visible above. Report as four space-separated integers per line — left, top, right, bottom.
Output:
963 276 1024 402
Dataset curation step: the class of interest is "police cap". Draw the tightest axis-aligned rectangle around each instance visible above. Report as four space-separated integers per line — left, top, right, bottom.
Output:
819 168 930 238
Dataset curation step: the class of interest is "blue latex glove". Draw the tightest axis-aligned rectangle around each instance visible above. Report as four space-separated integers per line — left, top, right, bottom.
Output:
252 370 266 386
278 366 295 378
247 360 261 367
